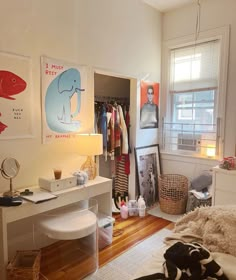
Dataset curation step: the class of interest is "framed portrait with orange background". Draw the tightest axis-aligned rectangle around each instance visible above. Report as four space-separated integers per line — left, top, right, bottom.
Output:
140 81 159 129
140 81 159 108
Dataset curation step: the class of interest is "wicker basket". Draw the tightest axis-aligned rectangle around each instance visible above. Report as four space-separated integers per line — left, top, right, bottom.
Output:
7 250 41 280
158 174 188 215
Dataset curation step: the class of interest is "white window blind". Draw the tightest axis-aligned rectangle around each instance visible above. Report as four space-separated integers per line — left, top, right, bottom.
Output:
170 40 220 93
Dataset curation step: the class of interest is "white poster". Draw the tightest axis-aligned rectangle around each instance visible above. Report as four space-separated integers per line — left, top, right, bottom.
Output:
0 52 33 139
41 56 88 143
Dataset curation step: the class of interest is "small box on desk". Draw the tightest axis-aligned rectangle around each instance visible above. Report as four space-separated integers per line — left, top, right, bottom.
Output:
39 176 77 192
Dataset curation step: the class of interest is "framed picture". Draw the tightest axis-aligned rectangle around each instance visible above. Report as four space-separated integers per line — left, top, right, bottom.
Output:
135 144 161 207
0 52 33 139
41 56 89 143
140 81 159 129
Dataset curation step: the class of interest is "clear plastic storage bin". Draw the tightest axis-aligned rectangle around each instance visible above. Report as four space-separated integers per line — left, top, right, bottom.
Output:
97 213 115 250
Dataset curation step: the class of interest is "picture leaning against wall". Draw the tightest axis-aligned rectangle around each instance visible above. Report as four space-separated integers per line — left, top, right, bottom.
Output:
0 52 33 139
140 81 159 129
135 144 161 207
41 56 89 143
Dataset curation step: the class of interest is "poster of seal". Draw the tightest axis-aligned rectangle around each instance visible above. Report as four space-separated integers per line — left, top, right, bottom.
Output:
41 56 88 143
0 52 33 139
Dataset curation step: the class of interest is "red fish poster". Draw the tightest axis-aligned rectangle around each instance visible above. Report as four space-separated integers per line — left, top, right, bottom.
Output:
0 52 32 139
41 56 89 144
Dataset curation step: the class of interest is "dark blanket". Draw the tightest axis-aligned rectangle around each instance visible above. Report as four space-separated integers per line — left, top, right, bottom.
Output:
134 242 228 280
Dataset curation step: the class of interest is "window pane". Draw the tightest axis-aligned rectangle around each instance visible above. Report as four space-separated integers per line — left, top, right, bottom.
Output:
172 90 215 130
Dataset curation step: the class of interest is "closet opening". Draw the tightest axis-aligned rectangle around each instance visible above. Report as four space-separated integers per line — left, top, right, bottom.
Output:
94 71 134 209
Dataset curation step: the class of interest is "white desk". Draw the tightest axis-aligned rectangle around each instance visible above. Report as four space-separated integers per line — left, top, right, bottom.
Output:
0 176 112 280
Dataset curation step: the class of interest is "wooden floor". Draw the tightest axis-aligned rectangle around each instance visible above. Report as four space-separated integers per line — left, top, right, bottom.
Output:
39 213 173 280
99 213 173 267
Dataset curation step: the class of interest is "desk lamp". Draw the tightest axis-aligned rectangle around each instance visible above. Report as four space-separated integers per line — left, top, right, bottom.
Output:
77 134 103 180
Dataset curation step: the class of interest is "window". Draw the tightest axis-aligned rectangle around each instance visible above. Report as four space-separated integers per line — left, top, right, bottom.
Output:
161 27 229 158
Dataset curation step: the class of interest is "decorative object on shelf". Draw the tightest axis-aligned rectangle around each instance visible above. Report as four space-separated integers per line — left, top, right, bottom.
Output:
219 157 236 170
20 189 34 196
73 170 88 185
134 144 161 207
76 133 103 180
0 157 20 197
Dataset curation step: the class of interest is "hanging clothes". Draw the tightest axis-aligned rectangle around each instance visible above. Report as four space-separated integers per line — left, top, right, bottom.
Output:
117 105 128 155
94 97 130 200
114 104 130 197
99 104 107 155
114 155 129 197
107 104 116 160
114 105 122 157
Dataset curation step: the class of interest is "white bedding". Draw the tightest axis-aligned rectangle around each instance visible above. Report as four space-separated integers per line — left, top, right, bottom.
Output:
132 205 236 279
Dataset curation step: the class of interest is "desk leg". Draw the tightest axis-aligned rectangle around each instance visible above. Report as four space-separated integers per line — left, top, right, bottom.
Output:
96 192 112 217
0 212 8 280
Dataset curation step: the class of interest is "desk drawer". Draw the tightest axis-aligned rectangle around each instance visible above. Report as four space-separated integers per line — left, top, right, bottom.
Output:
39 176 77 192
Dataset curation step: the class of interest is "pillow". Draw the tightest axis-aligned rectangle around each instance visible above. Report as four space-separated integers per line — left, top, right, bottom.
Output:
190 173 212 192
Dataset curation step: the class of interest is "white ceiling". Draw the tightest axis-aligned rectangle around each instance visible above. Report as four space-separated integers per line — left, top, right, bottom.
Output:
143 0 196 12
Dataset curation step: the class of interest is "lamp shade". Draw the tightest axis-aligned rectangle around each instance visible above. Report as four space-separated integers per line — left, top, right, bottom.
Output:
76 134 103 156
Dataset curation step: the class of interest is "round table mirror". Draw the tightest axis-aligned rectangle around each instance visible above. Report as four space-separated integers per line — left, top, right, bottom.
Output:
1 157 20 197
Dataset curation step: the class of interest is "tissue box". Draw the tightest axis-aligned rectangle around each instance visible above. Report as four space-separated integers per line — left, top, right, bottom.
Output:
39 176 77 192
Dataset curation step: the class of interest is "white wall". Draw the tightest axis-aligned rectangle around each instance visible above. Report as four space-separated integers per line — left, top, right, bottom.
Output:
161 0 236 178
0 0 162 196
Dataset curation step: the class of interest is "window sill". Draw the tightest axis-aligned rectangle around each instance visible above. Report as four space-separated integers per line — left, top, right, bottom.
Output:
160 150 219 165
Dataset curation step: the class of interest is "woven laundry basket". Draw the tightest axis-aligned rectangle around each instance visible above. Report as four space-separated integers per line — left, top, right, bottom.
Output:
158 174 188 215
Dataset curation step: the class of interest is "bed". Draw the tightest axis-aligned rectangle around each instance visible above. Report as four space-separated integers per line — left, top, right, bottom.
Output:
132 205 236 280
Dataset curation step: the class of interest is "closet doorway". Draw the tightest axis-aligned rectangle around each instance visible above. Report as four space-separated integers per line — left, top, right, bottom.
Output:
94 70 137 201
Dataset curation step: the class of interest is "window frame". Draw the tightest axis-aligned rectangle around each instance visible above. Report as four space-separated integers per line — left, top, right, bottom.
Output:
160 26 230 159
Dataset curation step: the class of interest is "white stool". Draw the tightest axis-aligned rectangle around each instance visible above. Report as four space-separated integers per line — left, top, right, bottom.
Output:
37 199 98 279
